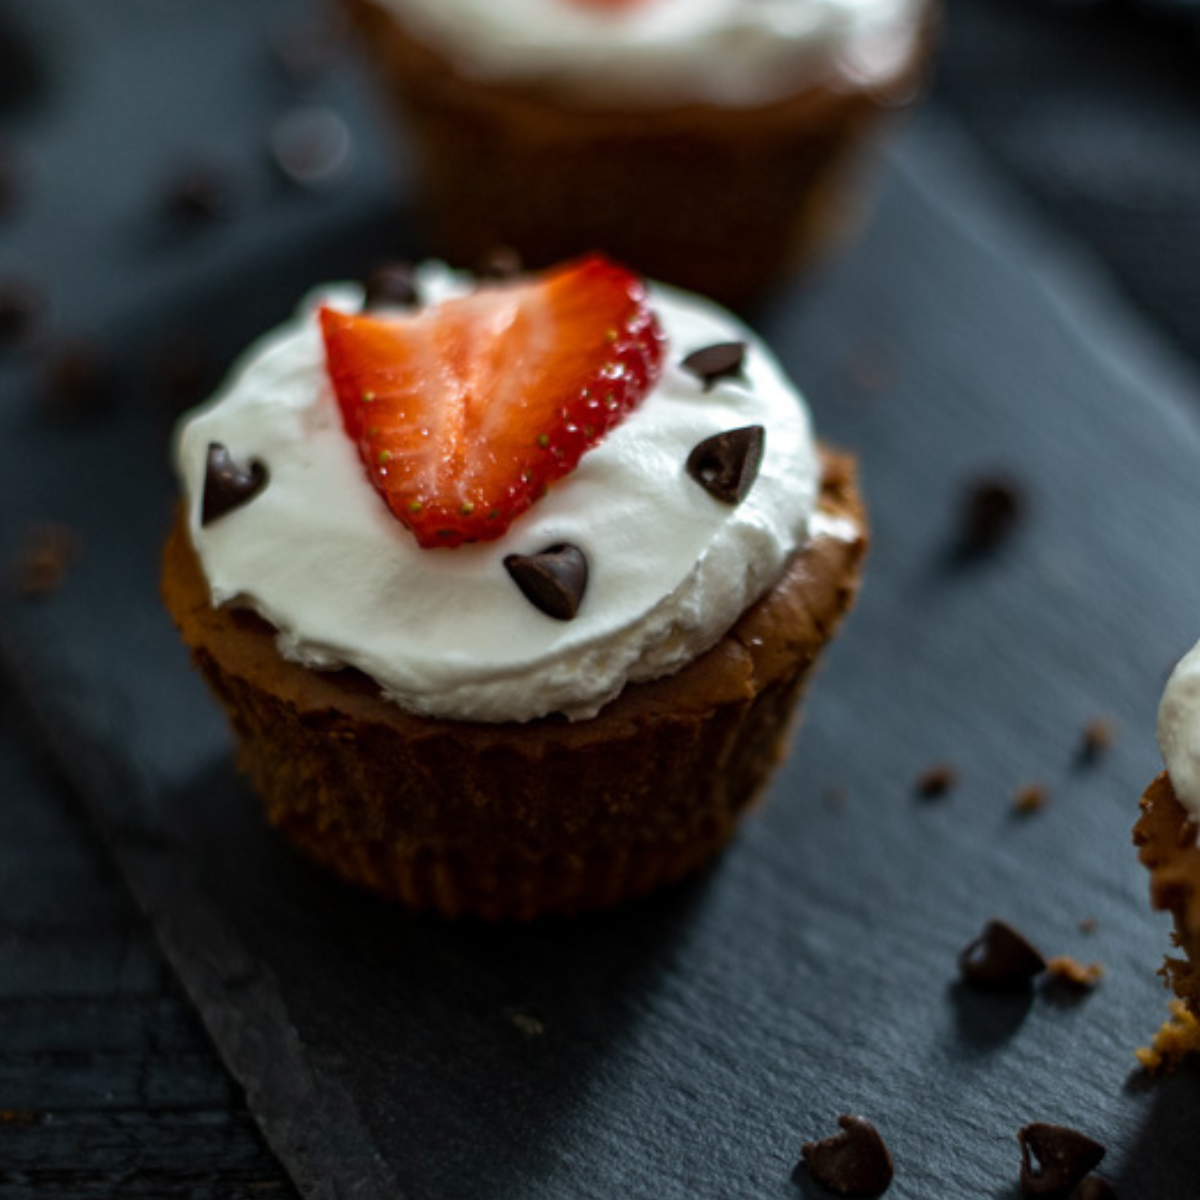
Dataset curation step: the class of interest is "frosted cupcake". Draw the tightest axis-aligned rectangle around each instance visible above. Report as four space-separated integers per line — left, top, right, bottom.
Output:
162 255 867 919
342 0 937 306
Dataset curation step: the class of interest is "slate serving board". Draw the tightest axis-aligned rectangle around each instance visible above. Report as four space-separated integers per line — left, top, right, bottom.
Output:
4 3 1200 1198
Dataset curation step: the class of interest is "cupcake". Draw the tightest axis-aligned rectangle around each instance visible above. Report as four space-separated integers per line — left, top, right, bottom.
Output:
162 254 867 919
341 0 937 307
1135 643 1200 1059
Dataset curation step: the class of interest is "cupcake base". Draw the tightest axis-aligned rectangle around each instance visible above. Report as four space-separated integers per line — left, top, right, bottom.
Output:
163 451 866 920
344 0 937 308
1134 771 1200 1014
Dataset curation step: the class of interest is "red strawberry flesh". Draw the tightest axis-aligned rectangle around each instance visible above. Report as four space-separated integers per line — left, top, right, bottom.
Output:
320 255 665 548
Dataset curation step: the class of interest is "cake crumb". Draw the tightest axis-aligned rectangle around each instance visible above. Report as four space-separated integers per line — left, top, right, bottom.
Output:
1079 716 1117 763
1014 782 1049 815
12 522 81 597
1136 999 1200 1074
1045 955 1104 989
915 762 957 799
1079 917 1098 935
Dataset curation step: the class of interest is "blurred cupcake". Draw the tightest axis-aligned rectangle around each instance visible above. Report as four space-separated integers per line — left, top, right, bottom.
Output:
162 255 867 919
343 0 938 307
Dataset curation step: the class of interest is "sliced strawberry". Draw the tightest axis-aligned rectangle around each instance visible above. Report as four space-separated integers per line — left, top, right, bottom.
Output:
320 255 664 548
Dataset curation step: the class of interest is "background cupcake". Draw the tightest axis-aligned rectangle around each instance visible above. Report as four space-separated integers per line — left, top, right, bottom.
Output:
343 0 938 307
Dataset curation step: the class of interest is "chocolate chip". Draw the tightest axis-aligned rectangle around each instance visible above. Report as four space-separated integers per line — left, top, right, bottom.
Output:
915 762 957 798
955 475 1024 557
681 341 746 391
476 247 522 280
161 164 237 224
13 522 81 599
1066 1178 1118 1200
504 544 588 621
270 106 353 189
0 280 41 347
1018 1124 1106 1199
800 1114 894 1198
43 340 117 418
364 262 419 310
686 425 764 506
202 443 268 525
959 920 1047 990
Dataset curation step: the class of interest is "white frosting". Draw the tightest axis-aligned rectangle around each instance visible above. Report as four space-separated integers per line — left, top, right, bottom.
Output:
1159 640 1200 829
374 0 927 108
175 265 820 723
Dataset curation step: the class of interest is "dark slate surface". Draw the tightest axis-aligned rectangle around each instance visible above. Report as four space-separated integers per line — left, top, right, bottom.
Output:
4 1 1200 1198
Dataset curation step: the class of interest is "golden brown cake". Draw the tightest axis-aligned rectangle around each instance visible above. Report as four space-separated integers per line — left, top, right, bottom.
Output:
343 0 938 307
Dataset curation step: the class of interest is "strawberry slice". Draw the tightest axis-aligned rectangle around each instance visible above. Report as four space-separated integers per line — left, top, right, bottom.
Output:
320 255 664 548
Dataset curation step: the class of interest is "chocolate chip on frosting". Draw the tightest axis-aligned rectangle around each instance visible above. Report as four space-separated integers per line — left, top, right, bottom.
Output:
1017 1124 1106 1199
800 1114 894 1198
681 341 746 391
958 919 1047 990
364 261 419 310
202 442 268 526
686 425 764 505
504 544 588 621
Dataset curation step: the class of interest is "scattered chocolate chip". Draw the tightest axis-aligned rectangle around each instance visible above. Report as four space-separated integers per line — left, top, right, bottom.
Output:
1014 782 1049 815
270 106 353 189
915 762 957 798
1078 717 1116 764
0 279 41 347
504 544 588 621
1044 956 1104 990
476 246 522 280
800 1114 894 1198
202 443 268 525
363 261 419 310
686 425 764 506
959 920 1047 990
42 340 118 418
1066 1178 1118 1200
681 341 746 391
12 522 81 598
954 474 1024 557
161 164 237 224
1018 1124 1106 1200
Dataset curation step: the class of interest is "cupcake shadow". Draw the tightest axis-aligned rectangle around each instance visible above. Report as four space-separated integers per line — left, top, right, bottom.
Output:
170 754 720 1199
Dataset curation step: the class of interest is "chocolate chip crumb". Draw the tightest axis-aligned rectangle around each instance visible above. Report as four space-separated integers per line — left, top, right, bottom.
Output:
681 341 746 391
1078 717 1116 764
270 106 353 189
202 443 269 526
1044 956 1104 990
915 762 957 798
364 262 419 310
504 544 588 621
954 474 1024 557
476 246 522 280
12 522 81 598
1017 1123 1106 1199
1014 783 1049 815
800 1114 893 1198
959 920 1047 990
1067 1178 1118 1200
686 425 764 506
43 340 117 418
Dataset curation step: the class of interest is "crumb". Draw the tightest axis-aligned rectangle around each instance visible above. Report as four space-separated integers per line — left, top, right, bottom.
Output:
160 162 238 224
1079 717 1117 764
148 330 215 411
43 339 117 418
1014 783 1049 815
915 762 957 798
1045 956 1104 989
953 474 1025 558
822 785 848 810
1078 917 1097 935
0 279 41 347
1136 999 1200 1074
13 522 81 597
0 1110 35 1124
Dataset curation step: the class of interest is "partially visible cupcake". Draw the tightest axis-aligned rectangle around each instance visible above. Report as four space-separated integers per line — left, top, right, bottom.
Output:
1134 641 1200 1066
342 0 937 307
162 255 867 919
